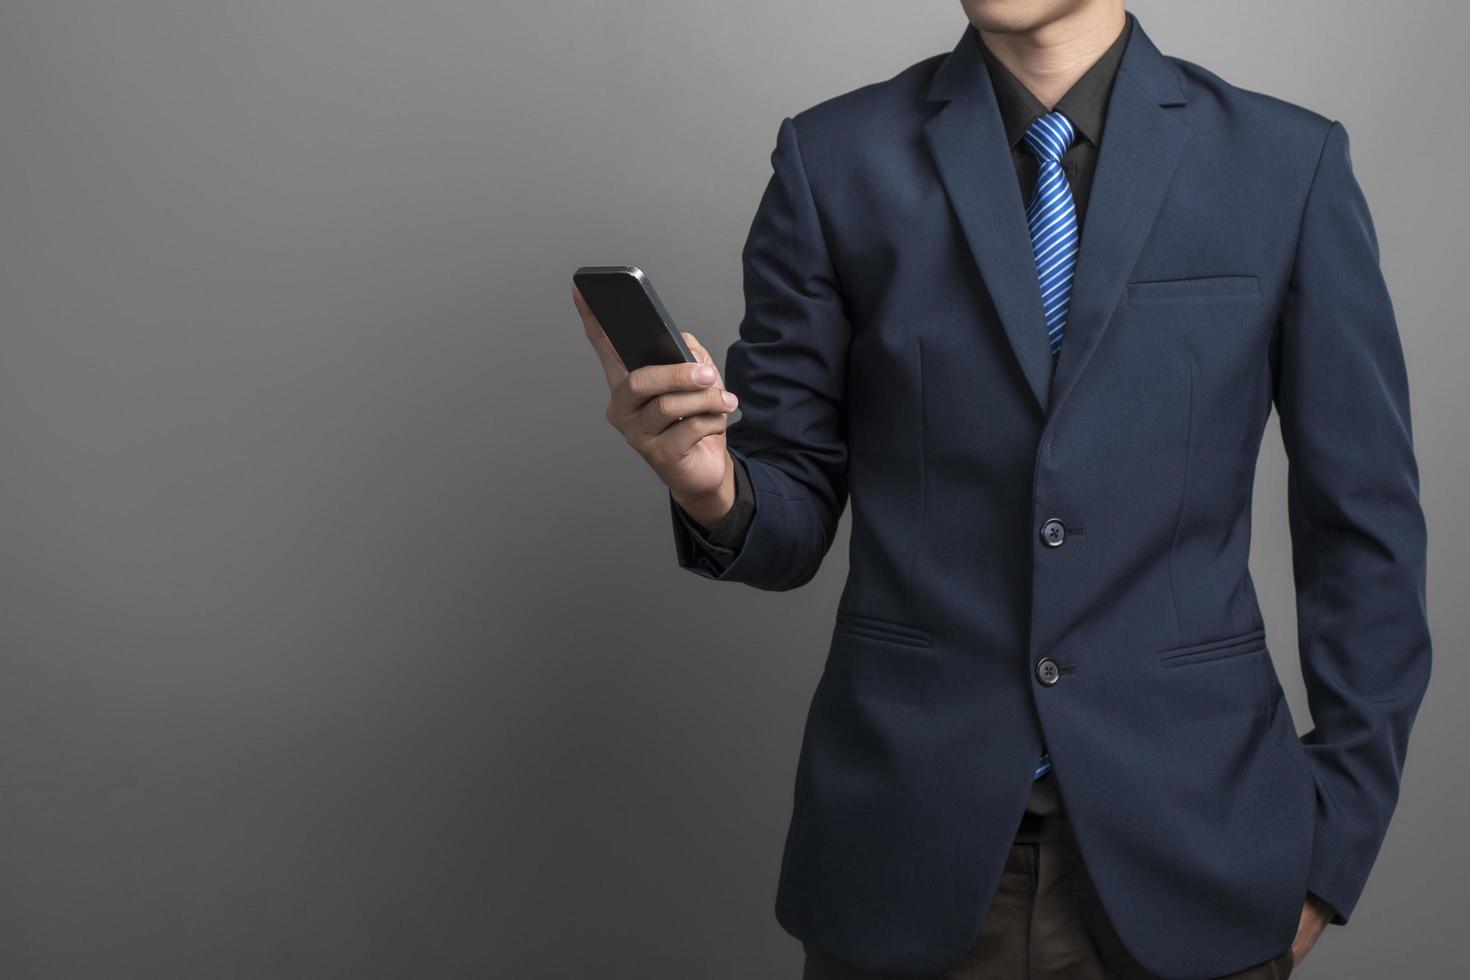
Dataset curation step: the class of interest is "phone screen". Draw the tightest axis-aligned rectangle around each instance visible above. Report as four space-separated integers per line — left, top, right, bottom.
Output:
574 267 695 372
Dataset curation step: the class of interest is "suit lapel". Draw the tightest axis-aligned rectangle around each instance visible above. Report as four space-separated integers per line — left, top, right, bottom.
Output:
1046 15 1191 422
922 13 1191 423
924 27 1056 415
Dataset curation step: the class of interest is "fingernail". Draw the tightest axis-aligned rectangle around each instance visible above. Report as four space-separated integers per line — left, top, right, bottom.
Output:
694 366 716 384
722 390 738 408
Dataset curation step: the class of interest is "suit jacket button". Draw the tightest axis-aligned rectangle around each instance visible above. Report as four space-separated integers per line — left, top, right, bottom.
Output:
1040 518 1066 547
1036 657 1061 686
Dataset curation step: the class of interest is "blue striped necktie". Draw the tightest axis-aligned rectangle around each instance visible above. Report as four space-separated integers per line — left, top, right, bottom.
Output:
1023 111 1080 358
1024 111 1078 782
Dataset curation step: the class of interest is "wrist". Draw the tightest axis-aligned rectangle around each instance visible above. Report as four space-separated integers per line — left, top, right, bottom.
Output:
672 456 737 530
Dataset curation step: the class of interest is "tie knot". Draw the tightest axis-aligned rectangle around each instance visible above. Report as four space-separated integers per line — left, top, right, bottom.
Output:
1023 111 1076 164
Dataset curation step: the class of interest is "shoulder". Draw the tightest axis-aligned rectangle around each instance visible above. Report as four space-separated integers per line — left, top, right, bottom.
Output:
769 45 946 149
787 49 946 135
766 48 947 184
1164 54 1338 166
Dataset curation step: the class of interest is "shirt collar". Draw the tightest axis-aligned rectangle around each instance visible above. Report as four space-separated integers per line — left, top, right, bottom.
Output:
977 15 1132 151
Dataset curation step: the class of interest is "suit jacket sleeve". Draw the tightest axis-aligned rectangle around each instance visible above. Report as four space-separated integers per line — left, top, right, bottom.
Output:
669 453 756 572
669 115 850 590
1271 119 1432 927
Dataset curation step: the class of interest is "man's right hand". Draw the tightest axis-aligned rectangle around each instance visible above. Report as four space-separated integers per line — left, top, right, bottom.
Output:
573 282 740 529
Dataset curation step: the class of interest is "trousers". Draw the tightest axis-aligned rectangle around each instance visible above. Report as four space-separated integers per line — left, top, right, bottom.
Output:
801 775 1295 980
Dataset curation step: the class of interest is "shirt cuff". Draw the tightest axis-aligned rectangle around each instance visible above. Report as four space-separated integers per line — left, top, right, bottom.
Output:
671 455 756 565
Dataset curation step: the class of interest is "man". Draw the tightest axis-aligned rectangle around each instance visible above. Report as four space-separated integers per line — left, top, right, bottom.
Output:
573 1 1431 977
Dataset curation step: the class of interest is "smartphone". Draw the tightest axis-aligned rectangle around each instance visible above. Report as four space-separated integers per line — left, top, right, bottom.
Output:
573 266 697 373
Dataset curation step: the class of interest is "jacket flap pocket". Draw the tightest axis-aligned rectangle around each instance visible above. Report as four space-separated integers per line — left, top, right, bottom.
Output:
1157 625 1266 667
833 610 932 648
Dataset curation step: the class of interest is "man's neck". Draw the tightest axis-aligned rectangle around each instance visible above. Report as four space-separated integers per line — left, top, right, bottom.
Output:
978 4 1127 109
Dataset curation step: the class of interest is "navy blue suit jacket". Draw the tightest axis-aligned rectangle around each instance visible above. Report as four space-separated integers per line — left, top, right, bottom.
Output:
669 12 1431 979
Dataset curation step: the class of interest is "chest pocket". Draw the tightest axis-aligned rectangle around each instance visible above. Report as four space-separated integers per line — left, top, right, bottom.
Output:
1124 274 1259 301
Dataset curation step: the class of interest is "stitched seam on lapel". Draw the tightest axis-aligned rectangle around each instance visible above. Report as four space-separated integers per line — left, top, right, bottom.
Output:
1041 79 1193 431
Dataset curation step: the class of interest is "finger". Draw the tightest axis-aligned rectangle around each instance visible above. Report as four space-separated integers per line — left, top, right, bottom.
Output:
682 331 716 370
650 411 729 460
631 384 737 439
609 358 719 422
572 282 627 391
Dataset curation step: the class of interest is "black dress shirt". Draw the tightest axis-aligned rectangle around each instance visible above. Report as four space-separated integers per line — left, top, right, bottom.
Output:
672 17 1133 566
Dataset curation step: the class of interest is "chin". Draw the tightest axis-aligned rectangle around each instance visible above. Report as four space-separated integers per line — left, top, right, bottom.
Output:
961 0 1088 34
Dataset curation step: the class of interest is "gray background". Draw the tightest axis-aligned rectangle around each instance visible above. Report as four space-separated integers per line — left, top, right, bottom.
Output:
0 1 1463 977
